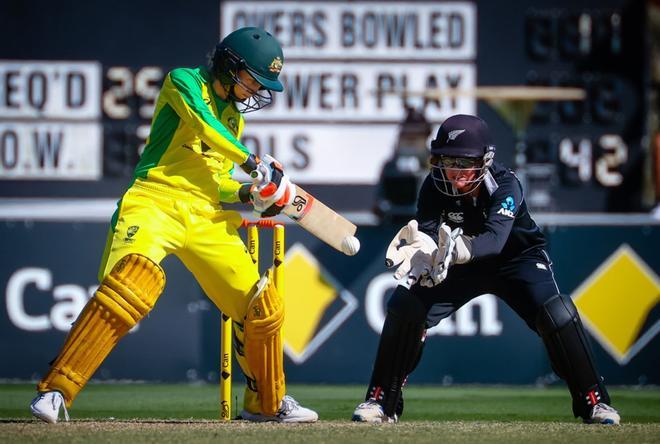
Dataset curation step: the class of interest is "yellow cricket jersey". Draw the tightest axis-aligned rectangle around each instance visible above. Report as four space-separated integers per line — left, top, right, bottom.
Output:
133 66 250 203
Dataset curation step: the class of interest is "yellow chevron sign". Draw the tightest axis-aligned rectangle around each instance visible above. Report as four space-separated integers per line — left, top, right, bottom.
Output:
572 244 660 365
282 244 358 364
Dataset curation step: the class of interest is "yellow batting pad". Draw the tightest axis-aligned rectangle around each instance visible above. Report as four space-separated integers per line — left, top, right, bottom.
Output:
230 320 261 415
37 254 165 406
244 272 285 415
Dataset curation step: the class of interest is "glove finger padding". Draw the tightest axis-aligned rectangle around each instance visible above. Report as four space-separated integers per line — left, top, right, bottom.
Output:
385 220 417 269
452 231 472 264
386 220 437 282
423 224 463 287
401 249 433 288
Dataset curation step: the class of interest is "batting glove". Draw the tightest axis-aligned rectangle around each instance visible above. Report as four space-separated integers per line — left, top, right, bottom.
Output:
249 155 296 218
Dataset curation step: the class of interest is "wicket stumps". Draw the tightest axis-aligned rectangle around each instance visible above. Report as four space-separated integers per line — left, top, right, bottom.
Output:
220 219 285 420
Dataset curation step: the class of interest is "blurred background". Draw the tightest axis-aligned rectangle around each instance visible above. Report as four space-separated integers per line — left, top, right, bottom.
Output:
1 0 658 388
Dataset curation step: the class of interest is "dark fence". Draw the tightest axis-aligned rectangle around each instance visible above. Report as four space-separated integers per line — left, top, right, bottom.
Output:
2 219 657 386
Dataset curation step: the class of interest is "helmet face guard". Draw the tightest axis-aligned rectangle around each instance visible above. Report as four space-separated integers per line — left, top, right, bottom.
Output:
213 47 273 113
430 151 494 196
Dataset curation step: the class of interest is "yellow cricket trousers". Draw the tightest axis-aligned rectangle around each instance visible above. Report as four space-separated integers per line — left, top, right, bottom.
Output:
99 179 260 322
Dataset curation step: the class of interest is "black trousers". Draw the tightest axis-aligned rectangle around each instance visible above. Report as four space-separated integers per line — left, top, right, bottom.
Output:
389 248 560 332
379 247 608 420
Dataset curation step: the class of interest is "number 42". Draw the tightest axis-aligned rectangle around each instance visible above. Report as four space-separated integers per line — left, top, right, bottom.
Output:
558 134 628 187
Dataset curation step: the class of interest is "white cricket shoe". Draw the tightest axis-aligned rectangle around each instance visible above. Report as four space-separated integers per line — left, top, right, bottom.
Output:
586 402 620 425
352 399 397 423
240 395 318 423
30 391 70 424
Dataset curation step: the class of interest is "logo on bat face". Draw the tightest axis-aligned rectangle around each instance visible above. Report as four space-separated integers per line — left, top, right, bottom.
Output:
291 195 308 212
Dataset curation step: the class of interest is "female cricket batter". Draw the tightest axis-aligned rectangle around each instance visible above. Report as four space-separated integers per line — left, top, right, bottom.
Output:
30 27 317 423
352 114 620 425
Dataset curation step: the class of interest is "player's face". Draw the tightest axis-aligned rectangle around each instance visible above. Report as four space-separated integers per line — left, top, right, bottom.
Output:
436 156 482 192
233 70 262 100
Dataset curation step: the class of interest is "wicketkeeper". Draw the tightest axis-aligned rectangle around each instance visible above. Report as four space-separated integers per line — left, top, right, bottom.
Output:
30 27 317 423
352 114 620 425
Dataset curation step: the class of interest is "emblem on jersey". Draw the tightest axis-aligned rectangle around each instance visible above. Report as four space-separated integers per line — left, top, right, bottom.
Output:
447 211 464 223
124 225 140 243
497 196 516 218
447 129 466 142
269 56 283 73
227 117 238 133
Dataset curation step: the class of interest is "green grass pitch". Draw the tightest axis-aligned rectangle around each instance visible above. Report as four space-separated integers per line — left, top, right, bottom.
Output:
1 384 659 443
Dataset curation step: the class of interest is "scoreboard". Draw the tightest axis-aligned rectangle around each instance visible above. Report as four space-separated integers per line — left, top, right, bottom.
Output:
518 2 647 212
0 0 651 213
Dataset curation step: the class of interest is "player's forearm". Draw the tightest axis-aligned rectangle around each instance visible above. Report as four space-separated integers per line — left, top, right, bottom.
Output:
470 187 519 259
197 124 250 164
470 221 512 259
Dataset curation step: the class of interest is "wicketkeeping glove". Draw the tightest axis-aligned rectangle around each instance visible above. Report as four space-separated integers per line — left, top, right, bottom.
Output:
420 223 472 287
385 220 437 288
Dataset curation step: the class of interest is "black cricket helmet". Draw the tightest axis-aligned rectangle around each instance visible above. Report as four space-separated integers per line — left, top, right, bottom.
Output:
429 114 496 196
212 27 284 112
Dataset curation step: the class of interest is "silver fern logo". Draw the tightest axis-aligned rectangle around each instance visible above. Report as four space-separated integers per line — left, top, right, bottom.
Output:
447 129 466 142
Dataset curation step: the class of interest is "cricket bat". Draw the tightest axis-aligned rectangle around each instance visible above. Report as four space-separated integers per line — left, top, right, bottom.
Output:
283 185 359 256
250 157 360 255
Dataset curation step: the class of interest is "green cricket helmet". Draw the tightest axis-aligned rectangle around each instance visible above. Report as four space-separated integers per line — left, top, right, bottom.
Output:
212 27 284 112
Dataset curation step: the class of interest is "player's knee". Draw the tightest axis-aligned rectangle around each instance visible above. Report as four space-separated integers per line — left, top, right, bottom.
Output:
245 272 284 339
94 254 166 328
536 294 578 335
226 267 263 321
387 285 427 323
